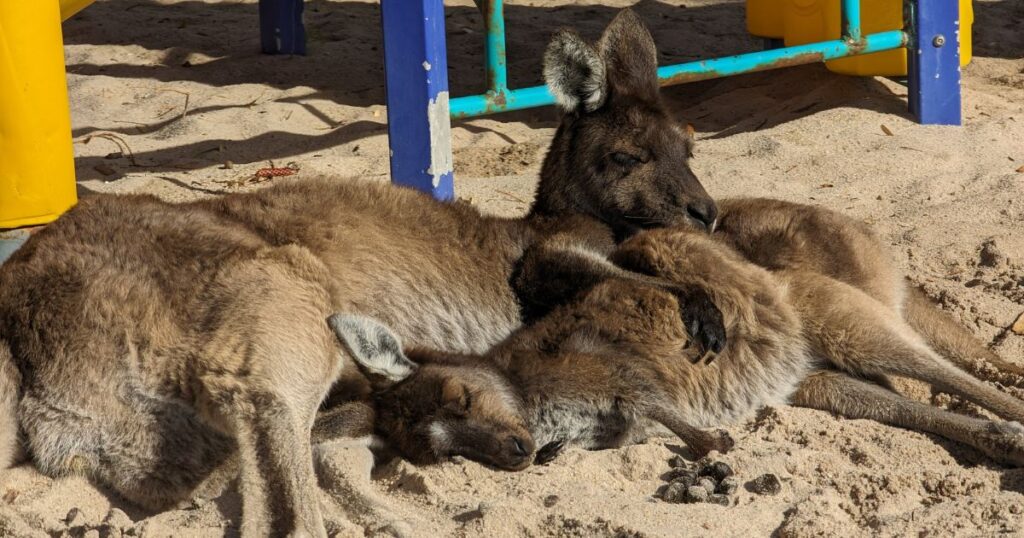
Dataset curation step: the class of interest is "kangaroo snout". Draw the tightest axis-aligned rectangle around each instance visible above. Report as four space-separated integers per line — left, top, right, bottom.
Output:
686 200 718 233
502 435 535 470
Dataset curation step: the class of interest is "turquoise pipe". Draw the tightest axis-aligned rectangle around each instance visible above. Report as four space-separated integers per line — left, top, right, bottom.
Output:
450 28 906 118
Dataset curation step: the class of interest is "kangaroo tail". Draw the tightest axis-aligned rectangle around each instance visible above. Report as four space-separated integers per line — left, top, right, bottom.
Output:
904 286 1024 391
0 340 24 468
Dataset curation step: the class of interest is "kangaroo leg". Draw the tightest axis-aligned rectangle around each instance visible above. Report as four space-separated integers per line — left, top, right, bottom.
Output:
647 405 735 457
312 400 376 445
0 341 24 469
791 273 1024 424
792 370 1024 466
904 286 1024 390
199 246 342 537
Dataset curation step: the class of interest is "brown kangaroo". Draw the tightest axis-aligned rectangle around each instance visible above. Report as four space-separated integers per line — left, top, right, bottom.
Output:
0 9 723 536
330 215 1024 470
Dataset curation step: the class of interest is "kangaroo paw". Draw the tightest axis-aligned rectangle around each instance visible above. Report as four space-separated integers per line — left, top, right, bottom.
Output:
689 429 735 457
534 440 565 465
974 421 1024 467
673 287 726 361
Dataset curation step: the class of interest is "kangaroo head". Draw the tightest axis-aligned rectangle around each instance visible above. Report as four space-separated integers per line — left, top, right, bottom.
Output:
328 314 536 471
532 9 716 239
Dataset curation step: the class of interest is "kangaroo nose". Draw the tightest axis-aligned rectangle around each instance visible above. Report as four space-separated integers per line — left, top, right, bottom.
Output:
686 200 718 232
509 436 529 457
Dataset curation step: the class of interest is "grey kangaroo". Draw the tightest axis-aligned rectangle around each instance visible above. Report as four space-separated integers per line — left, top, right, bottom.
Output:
329 209 1024 470
0 9 724 537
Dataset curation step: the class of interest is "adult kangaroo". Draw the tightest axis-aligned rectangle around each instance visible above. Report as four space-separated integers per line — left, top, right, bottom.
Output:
0 10 719 537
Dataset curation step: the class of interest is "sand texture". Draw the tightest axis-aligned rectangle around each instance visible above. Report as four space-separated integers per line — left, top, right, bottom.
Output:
2 0 1024 536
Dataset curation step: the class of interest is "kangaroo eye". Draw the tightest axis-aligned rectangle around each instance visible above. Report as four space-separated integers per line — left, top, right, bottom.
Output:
610 152 641 168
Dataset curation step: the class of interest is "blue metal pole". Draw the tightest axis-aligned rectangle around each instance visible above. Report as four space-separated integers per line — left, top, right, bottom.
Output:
484 0 508 92
380 0 454 199
907 0 961 125
259 0 306 55
841 0 863 42
450 30 908 118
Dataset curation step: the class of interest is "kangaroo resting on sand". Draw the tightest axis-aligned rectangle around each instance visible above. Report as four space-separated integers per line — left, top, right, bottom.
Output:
0 10 725 536
329 202 1024 470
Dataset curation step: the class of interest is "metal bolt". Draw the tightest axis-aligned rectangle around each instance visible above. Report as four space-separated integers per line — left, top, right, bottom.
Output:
932 35 946 47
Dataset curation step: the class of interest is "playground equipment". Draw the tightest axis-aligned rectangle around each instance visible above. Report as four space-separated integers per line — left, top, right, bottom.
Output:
748 0 972 76
0 0 81 229
378 0 966 200
0 0 967 236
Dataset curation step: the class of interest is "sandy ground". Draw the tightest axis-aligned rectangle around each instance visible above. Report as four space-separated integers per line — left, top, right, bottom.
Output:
2 0 1024 536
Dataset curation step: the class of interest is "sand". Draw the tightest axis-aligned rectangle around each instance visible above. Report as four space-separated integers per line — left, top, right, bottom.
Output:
2 0 1023 536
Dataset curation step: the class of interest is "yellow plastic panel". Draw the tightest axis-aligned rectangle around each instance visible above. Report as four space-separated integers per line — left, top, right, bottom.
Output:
0 0 78 228
747 0 973 76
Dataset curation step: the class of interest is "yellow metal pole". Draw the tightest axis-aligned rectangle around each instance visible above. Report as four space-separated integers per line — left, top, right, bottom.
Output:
60 0 97 22
0 0 78 228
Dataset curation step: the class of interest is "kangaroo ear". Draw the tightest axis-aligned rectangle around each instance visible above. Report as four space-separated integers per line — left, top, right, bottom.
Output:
544 29 607 113
328 314 417 387
597 9 659 103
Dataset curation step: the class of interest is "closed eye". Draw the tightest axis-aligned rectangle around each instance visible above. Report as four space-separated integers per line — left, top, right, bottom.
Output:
610 152 642 168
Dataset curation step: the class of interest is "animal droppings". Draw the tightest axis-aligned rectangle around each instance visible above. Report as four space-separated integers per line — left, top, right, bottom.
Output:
708 494 731 506
697 478 717 496
667 469 698 488
699 461 734 482
747 473 782 496
660 459 739 506
661 482 689 503
716 477 739 496
683 485 710 504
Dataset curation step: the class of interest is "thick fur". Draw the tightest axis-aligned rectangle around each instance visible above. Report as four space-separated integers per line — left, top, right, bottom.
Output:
0 340 22 469
532 10 716 241
330 234 810 467
0 9 720 534
544 29 607 113
707 198 1024 464
340 212 1024 469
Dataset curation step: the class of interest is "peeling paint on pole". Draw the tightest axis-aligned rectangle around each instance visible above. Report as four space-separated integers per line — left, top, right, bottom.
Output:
426 91 453 188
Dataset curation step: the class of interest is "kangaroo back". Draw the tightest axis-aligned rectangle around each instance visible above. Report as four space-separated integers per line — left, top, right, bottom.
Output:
0 340 23 469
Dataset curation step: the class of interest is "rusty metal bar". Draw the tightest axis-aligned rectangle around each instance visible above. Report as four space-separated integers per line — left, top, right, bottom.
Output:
842 0 863 42
484 0 508 93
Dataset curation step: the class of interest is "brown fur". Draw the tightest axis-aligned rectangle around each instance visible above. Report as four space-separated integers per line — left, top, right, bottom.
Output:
328 230 811 468
0 9 717 535
336 206 1024 469
708 198 1024 464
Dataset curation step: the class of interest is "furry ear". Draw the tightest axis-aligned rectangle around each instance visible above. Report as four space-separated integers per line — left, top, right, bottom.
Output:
543 29 607 113
328 314 417 387
684 123 696 158
596 9 659 102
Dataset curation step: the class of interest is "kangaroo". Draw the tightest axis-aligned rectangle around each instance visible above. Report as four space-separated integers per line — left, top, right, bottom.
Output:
515 194 1024 462
325 261 798 470
712 197 1024 390
330 223 1024 469
0 9 724 536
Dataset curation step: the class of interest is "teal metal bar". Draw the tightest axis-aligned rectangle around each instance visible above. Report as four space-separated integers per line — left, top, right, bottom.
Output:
842 0 863 42
450 30 907 118
0 229 30 266
484 0 507 92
